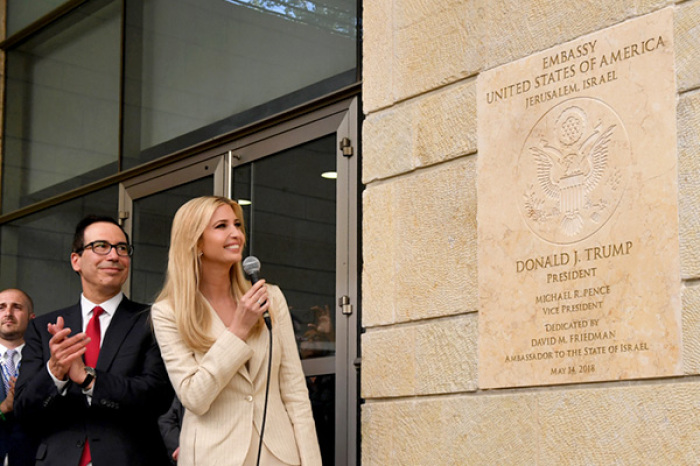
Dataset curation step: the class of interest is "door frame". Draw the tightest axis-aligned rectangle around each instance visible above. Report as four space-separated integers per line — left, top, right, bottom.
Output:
119 97 359 465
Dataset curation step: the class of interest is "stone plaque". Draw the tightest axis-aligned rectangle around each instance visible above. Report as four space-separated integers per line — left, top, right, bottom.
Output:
477 9 681 388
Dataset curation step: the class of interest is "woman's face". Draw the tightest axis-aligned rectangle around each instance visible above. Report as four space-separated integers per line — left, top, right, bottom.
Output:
199 204 245 267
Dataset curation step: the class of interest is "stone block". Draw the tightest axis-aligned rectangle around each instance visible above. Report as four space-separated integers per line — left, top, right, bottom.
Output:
675 1 700 92
363 382 700 465
415 315 478 394
538 382 700 464
415 81 477 167
363 81 477 183
394 160 477 322
393 2 478 105
682 283 700 374
362 183 398 326
362 393 540 465
362 315 478 399
360 402 395 466
442 394 540 464
362 105 415 184
363 158 477 327
361 326 416 398
678 90 700 279
362 1 394 111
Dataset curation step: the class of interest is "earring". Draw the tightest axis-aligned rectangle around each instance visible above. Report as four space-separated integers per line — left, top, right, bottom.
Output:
198 251 203 258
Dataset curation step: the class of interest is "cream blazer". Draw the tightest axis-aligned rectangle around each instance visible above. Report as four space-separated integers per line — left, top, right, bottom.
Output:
152 285 322 466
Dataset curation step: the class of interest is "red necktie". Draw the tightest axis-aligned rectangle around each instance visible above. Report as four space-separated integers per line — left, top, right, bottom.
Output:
79 306 104 466
84 306 103 367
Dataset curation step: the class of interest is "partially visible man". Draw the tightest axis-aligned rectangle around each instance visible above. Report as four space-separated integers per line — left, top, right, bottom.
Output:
0 288 37 466
15 215 173 466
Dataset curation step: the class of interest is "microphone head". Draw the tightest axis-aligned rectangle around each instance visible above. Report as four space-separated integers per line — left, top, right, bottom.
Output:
242 256 261 277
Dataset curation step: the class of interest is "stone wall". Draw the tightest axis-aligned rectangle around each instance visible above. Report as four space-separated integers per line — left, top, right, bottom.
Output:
361 1 700 464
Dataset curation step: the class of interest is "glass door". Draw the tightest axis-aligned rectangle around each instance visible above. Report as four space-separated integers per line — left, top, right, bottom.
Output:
121 156 225 303
226 98 359 465
233 134 338 463
120 98 359 465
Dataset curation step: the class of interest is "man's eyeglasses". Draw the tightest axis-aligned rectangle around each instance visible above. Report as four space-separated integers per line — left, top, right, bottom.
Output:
78 240 134 257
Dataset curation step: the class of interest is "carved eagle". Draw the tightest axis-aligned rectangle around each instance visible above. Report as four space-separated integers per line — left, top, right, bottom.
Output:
528 123 615 235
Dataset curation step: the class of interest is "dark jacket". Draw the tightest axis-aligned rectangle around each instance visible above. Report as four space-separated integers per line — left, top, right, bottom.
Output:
158 397 184 464
1 359 38 466
14 298 174 466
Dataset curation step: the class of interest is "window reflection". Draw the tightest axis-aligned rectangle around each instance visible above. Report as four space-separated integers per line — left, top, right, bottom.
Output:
6 0 72 36
130 177 214 304
225 0 356 36
2 1 121 212
298 304 336 359
124 0 357 164
0 186 119 316
233 135 337 360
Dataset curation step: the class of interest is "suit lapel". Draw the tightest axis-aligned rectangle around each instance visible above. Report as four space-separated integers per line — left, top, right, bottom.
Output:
96 298 140 371
246 324 270 383
64 304 83 338
63 305 87 398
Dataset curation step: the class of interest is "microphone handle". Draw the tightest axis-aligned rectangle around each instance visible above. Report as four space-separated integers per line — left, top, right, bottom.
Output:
249 272 272 329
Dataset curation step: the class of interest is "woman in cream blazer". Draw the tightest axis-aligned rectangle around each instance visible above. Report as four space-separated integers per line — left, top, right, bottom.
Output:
151 196 322 466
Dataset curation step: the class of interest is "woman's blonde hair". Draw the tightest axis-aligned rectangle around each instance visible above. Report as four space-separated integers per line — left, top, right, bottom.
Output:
156 196 251 352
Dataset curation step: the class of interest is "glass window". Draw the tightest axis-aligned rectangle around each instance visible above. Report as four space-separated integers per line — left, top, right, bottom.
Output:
130 177 215 304
2 0 121 212
232 133 340 466
0 186 119 316
233 135 337 360
6 0 71 36
123 0 358 167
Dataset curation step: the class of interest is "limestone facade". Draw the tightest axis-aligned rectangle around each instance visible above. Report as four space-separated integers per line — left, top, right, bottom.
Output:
361 1 700 464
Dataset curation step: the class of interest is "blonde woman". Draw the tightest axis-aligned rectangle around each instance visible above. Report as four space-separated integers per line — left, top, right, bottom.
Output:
151 196 322 466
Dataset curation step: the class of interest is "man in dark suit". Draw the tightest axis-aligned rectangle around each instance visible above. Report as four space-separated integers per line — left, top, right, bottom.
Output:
15 215 174 466
0 288 37 466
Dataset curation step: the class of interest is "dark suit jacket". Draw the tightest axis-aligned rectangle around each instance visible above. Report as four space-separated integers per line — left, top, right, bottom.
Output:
158 396 184 465
14 298 174 466
1 364 37 466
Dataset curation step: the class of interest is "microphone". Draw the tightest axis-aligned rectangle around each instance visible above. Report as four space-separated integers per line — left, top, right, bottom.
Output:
242 256 271 329
243 256 273 466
